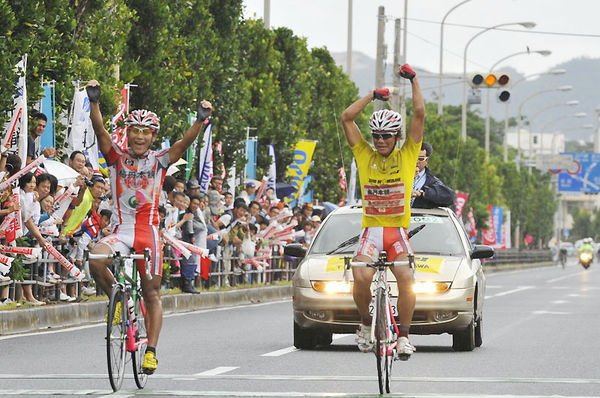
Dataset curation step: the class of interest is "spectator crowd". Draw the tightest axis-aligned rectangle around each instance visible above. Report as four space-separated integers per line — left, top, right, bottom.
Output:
0 113 323 306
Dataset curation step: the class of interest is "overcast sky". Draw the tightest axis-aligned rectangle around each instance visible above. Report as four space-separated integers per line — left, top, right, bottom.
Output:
242 0 600 77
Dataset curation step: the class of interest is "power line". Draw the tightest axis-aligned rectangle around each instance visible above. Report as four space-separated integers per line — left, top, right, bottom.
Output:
406 16 600 39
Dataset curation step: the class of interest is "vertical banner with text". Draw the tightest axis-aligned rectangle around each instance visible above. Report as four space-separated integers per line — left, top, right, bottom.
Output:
284 140 317 207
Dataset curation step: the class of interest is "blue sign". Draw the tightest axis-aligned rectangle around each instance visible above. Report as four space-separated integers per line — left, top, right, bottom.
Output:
557 152 600 193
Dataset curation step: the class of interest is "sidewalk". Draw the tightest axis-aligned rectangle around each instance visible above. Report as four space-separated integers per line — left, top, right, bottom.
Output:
0 285 292 336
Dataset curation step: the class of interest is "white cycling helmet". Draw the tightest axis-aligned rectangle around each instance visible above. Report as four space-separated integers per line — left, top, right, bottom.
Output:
124 109 160 133
369 109 402 133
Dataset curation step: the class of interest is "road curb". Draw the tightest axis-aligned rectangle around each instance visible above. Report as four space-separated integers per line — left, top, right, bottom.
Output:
0 285 292 336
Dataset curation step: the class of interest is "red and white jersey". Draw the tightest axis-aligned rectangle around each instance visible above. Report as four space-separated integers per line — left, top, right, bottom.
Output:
105 143 171 227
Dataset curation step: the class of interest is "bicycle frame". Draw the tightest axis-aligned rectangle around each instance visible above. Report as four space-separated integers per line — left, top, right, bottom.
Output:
345 253 414 394
85 249 152 390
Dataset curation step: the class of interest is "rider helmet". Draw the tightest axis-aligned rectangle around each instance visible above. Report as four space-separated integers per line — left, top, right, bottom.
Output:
124 109 160 133
369 109 403 134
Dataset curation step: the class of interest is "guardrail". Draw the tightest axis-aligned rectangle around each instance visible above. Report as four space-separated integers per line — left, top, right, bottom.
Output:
483 249 553 266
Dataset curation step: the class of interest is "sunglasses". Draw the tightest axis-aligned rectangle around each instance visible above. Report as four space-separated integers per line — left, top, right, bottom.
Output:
418 156 429 162
128 126 154 136
371 132 396 140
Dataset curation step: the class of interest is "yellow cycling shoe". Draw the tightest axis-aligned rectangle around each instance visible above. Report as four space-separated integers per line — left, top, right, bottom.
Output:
142 351 158 375
105 301 122 326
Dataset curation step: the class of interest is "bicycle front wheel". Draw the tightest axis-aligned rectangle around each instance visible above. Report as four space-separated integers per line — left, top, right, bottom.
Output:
106 285 127 392
375 288 391 394
132 295 148 389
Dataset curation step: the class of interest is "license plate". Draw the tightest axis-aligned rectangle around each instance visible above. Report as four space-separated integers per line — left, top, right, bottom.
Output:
368 297 398 317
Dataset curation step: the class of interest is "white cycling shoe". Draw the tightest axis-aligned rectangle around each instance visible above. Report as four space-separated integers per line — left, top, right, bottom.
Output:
356 324 374 353
395 336 416 361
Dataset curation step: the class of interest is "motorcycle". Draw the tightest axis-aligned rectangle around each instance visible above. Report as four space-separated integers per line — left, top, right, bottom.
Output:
579 250 593 269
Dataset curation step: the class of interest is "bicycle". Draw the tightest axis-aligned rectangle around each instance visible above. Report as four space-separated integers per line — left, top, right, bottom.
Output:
344 252 415 394
84 249 151 392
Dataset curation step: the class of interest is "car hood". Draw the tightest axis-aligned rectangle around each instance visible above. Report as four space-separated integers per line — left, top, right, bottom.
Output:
304 254 464 282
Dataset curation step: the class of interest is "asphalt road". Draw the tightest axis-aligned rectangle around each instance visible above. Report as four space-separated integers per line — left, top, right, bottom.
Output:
1 257 599 397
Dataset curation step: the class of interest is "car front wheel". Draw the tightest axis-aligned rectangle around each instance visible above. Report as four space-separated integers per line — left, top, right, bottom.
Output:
452 318 475 352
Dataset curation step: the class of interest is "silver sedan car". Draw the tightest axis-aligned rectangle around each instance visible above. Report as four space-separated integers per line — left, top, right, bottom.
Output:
284 206 494 352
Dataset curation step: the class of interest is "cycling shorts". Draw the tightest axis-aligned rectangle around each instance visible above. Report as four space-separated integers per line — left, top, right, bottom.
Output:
354 226 414 263
97 224 163 278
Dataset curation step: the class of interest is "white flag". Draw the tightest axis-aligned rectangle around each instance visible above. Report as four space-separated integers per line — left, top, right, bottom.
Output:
66 88 99 170
2 56 28 163
267 143 276 190
197 122 213 193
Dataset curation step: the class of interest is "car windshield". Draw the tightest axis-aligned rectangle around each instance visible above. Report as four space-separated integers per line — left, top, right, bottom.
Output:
309 212 465 256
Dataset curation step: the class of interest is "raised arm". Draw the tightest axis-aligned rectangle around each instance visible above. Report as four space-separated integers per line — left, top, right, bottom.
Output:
341 89 390 147
85 80 113 156
168 100 213 164
398 64 425 144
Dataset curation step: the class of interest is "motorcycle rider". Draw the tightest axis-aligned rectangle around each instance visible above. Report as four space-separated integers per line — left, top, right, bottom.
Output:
578 238 594 268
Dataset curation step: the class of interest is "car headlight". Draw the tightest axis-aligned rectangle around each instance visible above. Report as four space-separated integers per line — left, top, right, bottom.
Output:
413 281 451 294
312 280 353 294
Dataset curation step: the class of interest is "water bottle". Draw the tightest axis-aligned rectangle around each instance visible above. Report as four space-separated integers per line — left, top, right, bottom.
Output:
127 297 136 324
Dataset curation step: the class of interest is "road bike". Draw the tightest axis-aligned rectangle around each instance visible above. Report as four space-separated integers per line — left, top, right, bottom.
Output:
344 252 415 394
84 249 151 392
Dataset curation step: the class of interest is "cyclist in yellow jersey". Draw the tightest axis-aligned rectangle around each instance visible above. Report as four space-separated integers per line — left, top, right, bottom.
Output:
341 64 424 359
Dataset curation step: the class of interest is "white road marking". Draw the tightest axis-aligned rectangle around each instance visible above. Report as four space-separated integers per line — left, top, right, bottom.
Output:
551 300 569 304
194 367 239 376
546 272 583 283
532 310 570 315
485 286 534 299
261 346 298 357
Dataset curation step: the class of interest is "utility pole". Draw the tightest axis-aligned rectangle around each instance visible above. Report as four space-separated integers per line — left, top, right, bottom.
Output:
400 0 408 126
346 0 352 79
392 18 401 113
374 6 386 112
263 0 270 29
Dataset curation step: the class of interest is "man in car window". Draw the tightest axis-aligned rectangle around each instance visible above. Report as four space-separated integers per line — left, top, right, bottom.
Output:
341 63 424 360
411 142 455 208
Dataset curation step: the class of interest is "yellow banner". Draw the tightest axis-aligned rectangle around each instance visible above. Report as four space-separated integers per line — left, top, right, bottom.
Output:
414 256 444 273
325 256 346 272
284 140 317 205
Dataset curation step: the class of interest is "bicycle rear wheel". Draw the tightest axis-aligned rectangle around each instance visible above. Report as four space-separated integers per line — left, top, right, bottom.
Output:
132 295 148 389
375 288 391 394
107 285 127 392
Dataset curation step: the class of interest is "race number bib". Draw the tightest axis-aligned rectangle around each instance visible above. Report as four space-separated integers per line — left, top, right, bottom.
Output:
363 182 405 216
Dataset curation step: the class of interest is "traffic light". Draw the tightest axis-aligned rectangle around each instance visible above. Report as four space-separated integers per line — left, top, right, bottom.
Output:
468 73 510 88
468 73 511 103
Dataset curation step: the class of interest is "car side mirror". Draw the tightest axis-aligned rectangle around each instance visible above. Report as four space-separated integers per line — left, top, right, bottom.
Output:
471 245 494 259
284 243 306 258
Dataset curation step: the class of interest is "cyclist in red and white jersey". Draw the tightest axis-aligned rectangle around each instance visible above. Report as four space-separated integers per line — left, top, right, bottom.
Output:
85 80 212 374
341 64 424 359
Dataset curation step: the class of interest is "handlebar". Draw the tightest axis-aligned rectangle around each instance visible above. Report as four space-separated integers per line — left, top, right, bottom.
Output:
349 260 410 267
84 248 153 280
87 253 148 260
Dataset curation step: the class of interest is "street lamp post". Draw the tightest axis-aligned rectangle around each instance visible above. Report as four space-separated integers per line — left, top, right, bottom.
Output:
484 49 551 156
461 21 536 142
503 69 566 161
516 85 572 171
528 101 579 155
540 114 588 154
438 0 472 115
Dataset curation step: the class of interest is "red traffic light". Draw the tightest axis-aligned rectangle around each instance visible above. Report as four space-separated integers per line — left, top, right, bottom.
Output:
497 74 510 86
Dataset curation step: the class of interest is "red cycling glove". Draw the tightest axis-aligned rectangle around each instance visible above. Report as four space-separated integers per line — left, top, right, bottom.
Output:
399 64 416 81
372 88 390 101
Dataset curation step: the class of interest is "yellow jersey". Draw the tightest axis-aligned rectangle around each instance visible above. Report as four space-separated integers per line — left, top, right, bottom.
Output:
351 135 421 228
